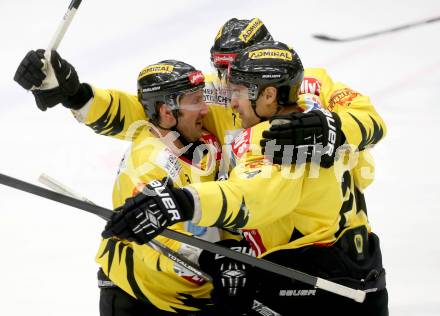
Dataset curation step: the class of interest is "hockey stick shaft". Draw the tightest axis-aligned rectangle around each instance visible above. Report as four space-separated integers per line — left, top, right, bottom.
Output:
37 0 82 90
37 173 281 316
0 172 365 303
37 174 211 280
313 16 440 42
47 0 83 51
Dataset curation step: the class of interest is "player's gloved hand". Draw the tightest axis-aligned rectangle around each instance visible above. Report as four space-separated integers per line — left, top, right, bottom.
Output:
198 239 256 315
102 179 194 244
13 49 92 111
261 108 345 168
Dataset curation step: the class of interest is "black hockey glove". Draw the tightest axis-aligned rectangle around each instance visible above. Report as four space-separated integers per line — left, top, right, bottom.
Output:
13 49 92 111
261 108 345 168
198 239 256 315
102 179 194 244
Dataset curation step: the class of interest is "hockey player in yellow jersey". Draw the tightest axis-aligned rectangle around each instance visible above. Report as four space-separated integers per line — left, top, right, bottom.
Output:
12 18 274 146
14 17 388 316
14 17 385 168
104 41 389 315
95 59 254 315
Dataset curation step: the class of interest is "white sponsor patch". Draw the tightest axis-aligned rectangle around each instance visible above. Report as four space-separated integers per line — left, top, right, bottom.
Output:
232 128 252 159
155 148 181 180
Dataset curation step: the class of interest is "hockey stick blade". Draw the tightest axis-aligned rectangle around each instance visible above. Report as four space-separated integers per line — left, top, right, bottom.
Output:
0 172 366 303
313 16 440 42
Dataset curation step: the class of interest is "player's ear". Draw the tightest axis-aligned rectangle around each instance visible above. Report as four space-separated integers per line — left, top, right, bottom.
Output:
261 86 277 104
158 103 176 127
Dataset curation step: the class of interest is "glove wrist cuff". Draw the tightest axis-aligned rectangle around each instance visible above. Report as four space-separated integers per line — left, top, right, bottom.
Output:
170 187 194 221
62 83 93 109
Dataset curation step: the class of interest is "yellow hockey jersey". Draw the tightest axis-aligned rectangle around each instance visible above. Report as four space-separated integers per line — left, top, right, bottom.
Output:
188 120 376 258
299 68 386 150
71 68 386 152
71 73 241 145
85 68 385 305
95 124 224 312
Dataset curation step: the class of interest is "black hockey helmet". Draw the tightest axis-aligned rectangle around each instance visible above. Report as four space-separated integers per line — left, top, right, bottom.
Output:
137 60 205 124
228 41 304 105
210 18 273 70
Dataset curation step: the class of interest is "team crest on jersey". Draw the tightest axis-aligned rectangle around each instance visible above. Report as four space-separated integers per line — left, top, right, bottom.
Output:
328 88 361 111
232 128 252 159
300 77 321 96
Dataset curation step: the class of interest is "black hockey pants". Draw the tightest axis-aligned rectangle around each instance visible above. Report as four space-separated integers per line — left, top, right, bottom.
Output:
255 228 389 316
98 269 222 316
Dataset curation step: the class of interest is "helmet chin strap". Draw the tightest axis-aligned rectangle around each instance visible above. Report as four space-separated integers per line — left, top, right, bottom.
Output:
250 99 283 123
172 115 205 164
250 99 266 122
170 110 195 147
156 119 178 132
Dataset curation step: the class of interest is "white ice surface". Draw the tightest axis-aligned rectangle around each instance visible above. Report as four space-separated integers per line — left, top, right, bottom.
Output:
1 0 440 315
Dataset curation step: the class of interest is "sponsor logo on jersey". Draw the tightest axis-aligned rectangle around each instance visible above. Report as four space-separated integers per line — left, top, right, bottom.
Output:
249 49 292 61
201 133 222 161
243 158 267 169
173 262 206 285
232 128 252 159
243 169 262 178
239 18 264 43
241 229 266 256
138 64 174 80
297 94 322 112
279 289 316 297
300 77 321 96
203 87 230 105
188 71 204 85
328 88 360 111
156 148 181 180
